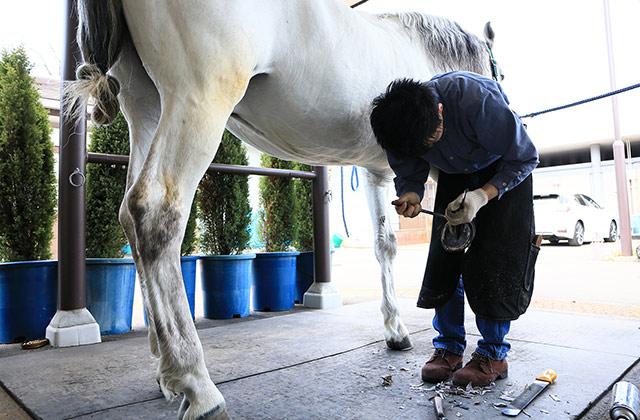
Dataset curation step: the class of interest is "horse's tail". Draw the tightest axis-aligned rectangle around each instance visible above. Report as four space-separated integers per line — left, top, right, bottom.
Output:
64 0 125 125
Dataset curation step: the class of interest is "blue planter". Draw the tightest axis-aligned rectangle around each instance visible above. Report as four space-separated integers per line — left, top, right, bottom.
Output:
86 258 136 335
180 256 198 319
295 251 314 304
200 254 255 319
253 252 300 312
0 260 57 344
294 250 335 304
143 255 199 325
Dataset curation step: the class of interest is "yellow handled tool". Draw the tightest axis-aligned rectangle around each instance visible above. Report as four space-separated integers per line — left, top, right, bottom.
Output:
502 369 558 417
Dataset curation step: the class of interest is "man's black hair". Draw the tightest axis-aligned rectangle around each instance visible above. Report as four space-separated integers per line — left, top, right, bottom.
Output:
369 78 441 158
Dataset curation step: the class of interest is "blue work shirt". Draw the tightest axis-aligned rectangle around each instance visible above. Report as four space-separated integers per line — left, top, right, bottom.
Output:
387 71 539 200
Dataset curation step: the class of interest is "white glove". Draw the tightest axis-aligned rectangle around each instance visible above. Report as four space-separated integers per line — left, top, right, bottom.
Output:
445 188 488 225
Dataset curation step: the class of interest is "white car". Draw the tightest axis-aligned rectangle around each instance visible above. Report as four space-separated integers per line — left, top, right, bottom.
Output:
533 193 618 246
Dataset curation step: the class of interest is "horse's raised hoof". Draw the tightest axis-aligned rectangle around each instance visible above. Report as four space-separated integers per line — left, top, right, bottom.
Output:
386 336 413 351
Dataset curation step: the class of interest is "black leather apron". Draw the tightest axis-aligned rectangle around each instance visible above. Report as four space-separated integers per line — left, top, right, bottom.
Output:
416 162 539 321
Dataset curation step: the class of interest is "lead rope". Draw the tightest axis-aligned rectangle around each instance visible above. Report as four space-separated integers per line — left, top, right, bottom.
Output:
521 83 640 119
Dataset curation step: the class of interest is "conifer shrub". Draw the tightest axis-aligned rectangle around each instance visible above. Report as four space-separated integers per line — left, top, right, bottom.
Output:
198 130 251 255
86 112 198 257
258 155 297 252
85 112 129 258
293 163 313 251
0 48 56 262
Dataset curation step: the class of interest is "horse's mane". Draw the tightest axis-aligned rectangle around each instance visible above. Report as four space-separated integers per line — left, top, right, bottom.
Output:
391 12 491 76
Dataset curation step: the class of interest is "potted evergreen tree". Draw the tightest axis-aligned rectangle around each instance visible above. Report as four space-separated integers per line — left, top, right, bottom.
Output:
85 112 136 334
0 48 58 343
292 162 314 303
86 112 199 333
254 154 300 311
198 130 254 319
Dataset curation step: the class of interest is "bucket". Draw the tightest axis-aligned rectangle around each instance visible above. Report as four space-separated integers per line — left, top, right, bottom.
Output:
200 254 255 319
253 252 299 311
86 258 136 335
0 260 57 343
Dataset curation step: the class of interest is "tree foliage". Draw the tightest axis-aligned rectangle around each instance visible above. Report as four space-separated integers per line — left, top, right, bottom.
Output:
198 130 251 255
258 155 297 252
0 48 56 261
86 112 198 257
293 163 314 251
85 112 129 258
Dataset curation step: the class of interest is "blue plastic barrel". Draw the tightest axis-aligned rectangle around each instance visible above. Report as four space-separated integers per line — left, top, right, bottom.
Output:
200 254 255 319
295 251 314 304
86 258 136 335
0 260 57 343
253 252 300 312
180 256 198 319
143 256 199 325
294 250 335 304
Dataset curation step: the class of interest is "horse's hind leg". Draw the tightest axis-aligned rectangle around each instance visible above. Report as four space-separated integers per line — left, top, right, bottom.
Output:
115 52 250 420
110 38 162 362
361 168 413 350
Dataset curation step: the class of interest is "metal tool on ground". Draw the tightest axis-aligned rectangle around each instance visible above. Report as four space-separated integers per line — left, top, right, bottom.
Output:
433 393 447 419
610 381 639 420
502 369 557 417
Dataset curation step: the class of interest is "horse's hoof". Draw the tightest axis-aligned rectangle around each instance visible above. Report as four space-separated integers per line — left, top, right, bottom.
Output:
386 336 413 351
195 404 232 420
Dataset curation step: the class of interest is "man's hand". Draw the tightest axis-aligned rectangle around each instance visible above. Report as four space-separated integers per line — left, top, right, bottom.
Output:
392 192 422 218
445 188 489 225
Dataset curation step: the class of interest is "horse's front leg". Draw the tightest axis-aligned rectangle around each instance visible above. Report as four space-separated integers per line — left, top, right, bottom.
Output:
361 168 413 350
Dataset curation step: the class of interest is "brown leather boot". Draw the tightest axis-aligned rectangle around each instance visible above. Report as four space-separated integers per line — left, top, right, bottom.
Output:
452 351 508 386
421 348 464 383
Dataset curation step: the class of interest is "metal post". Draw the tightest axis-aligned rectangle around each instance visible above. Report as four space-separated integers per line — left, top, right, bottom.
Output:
589 144 603 203
312 166 331 283
46 0 101 347
303 166 342 309
603 0 632 256
58 0 86 311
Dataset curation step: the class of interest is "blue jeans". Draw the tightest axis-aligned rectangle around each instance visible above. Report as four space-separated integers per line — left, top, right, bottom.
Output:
432 278 511 360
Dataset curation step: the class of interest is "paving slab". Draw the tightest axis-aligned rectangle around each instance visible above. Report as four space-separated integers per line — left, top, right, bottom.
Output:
0 299 638 420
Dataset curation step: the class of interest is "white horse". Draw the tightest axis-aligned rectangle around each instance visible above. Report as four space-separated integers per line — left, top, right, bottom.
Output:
71 1 496 419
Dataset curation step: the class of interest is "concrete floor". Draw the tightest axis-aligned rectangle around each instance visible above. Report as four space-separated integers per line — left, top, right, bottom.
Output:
1 239 638 419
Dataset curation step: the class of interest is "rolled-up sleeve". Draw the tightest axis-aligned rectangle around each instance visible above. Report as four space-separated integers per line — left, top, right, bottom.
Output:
468 85 539 198
386 153 430 201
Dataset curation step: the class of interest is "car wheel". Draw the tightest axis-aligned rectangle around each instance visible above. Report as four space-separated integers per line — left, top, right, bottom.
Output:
568 221 584 246
603 221 617 242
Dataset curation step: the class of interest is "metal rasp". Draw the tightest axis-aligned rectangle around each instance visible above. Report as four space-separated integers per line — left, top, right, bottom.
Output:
502 369 557 417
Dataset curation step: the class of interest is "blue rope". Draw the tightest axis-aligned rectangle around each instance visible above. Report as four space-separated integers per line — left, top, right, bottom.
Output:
350 166 359 191
521 82 640 119
340 167 350 237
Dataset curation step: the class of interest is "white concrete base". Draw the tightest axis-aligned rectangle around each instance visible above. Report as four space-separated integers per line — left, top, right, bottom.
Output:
46 308 101 348
303 282 342 309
